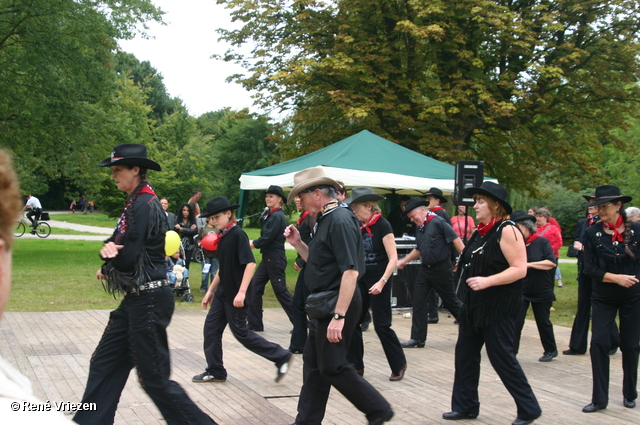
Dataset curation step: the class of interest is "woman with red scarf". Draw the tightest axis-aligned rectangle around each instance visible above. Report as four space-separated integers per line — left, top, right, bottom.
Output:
510 211 558 363
581 185 640 413
347 187 407 381
444 182 541 425
75 144 215 425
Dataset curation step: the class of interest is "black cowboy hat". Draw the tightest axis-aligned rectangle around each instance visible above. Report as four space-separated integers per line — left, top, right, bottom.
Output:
424 187 448 204
403 197 431 215
582 192 596 202
510 210 536 223
200 197 240 218
587 185 632 207
347 187 384 205
265 185 286 201
98 143 161 171
466 181 512 214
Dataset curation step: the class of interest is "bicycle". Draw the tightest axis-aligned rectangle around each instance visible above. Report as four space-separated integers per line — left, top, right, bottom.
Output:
14 212 51 238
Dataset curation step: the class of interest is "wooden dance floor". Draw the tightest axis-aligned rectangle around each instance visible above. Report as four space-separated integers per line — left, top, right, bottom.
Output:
1 308 637 424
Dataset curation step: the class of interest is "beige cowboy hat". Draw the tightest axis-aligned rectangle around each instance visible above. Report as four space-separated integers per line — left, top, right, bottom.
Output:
287 166 341 203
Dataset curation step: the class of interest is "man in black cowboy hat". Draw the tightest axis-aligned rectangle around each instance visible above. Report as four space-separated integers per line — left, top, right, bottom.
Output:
248 185 294 331
284 166 393 425
397 197 464 348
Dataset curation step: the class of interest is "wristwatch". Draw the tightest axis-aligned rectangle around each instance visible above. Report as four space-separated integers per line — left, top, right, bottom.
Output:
381 277 388 283
333 313 346 320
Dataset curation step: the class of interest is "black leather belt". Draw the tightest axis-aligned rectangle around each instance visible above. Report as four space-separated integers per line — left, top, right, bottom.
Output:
131 279 169 293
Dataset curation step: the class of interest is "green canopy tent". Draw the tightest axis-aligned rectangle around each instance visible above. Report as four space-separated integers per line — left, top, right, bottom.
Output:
237 130 495 219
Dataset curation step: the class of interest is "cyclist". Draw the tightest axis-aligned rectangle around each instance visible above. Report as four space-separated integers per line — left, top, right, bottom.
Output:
22 195 42 234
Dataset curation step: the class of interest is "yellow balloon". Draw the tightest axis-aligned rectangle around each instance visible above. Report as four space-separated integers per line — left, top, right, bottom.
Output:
165 230 181 256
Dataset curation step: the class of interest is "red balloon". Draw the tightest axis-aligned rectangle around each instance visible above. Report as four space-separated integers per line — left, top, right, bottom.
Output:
201 233 220 251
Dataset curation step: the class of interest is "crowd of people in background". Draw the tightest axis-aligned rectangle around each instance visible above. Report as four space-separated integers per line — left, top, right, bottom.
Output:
7 146 640 425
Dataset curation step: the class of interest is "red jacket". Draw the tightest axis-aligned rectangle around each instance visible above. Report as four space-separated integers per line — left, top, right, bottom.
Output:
536 222 562 258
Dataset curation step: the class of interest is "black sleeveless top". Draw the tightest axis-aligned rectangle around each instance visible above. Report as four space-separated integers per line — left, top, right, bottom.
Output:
458 220 523 332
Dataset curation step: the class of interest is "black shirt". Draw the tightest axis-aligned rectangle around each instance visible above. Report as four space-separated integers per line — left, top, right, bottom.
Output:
415 215 458 265
363 218 393 269
215 225 256 304
253 208 287 254
304 206 365 293
583 221 640 300
523 236 557 303
387 207 415 237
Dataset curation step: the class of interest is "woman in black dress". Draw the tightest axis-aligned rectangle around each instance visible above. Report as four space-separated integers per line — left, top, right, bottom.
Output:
444 182 541 425
174 202 197 269
582 185 640 413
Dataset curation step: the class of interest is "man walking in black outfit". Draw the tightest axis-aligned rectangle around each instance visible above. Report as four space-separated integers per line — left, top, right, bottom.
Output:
285 166 393 425
398 197 464 348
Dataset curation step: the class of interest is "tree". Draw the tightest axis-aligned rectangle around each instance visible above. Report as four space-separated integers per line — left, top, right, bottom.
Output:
0 0 163 200
217 0 640 192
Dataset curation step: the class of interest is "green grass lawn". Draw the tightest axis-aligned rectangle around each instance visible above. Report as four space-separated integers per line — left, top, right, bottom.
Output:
50 212 119 228
9 233 583 328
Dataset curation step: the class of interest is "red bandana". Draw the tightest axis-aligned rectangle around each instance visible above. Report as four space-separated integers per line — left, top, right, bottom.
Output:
263 206 281 220
419 212 437 232
526 232 539 245
297 210 310 227
587 213 599 227
476 217 502 237
361 212 383 237
220 221 237 239
115 184 156 242
603 215 624 242
431 205 444 213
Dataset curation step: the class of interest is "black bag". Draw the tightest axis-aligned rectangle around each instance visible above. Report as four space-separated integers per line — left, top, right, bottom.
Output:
566 244 579 258
305 290 339 320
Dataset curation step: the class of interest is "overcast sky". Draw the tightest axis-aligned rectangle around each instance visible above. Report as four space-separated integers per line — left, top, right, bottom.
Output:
118 0 259 118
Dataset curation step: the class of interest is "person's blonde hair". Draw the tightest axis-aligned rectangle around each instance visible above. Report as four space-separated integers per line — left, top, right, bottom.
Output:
473 194 508 219
359 201 382 214
0 150 22 247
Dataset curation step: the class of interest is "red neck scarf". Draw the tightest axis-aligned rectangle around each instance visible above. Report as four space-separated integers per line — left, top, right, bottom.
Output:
431 205 444 213
476 217 502 237
603 215 624 242
115 184 156 241
526 232 539 245
361 212 383 237
297 210 310 227
587 213 599 227
419 212 437 232
220 221 237 239
264 206 281 220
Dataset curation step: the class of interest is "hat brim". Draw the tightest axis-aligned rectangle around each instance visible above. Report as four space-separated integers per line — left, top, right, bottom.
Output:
587 196 632 207
466 187 512 214
287 176 341 203
425 194 448 204
402 200 431 216
582 195 595 202
99 157 161 171
200 204 240 218
511 214 536 223
349 194 384 205
265 189 286 201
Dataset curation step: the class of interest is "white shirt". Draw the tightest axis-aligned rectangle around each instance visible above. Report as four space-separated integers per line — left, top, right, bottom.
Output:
25 196 42 209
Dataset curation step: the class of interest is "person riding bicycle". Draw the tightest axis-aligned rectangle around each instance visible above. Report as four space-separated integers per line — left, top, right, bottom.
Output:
22 195 42 233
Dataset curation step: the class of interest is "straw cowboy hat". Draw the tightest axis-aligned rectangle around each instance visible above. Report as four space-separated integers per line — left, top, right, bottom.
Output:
98 143 161 171
287 166 341 203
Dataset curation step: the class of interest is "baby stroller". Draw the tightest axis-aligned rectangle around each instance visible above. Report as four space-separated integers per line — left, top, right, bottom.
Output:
166 244 194 303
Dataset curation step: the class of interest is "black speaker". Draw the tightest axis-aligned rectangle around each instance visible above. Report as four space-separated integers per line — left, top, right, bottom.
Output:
454 161 484 206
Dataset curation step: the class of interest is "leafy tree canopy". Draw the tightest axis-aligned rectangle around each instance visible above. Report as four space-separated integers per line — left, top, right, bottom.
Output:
0 0 163 198
217 0 640 192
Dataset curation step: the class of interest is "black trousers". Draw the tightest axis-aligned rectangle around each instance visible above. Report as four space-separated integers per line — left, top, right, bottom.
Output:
26 207 42 226
411 261 461 342
295 290 391 425
348 269 406 375
590 294 640 404
289 266 310 352
567 264 620 353
513 300 557 355
74 286 214 425
203 296 290 379
452 317 542 420
248 250 293 330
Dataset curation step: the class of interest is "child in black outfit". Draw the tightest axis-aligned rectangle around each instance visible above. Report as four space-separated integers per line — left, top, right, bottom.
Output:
192 197 293 383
